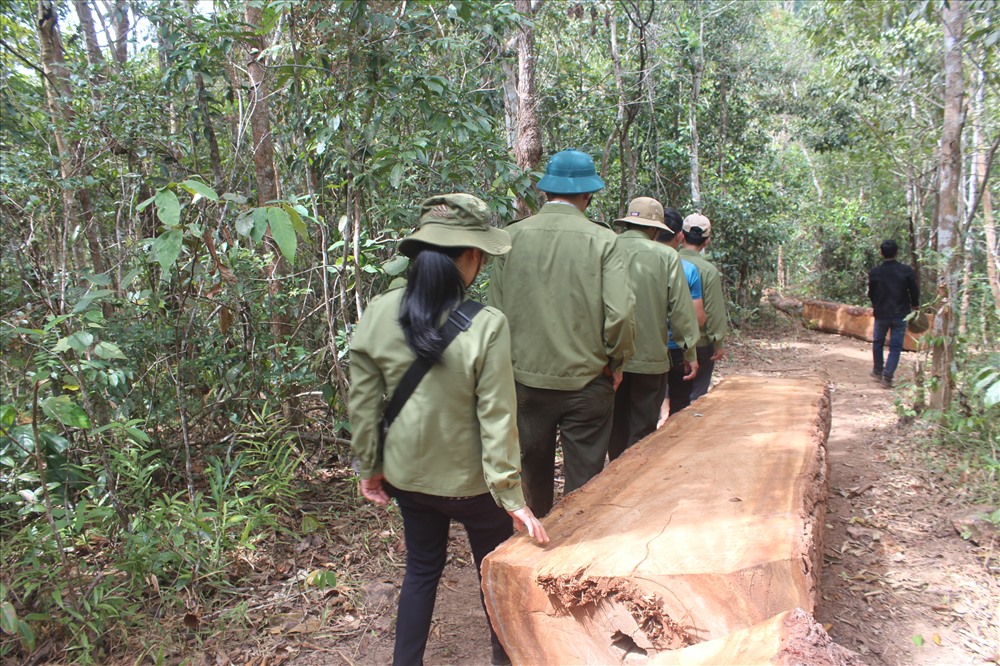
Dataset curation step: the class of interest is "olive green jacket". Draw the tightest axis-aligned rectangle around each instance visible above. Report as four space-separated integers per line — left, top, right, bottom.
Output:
348 284 526 511
679 247 729 352
617 230 699 373
487 202 636 390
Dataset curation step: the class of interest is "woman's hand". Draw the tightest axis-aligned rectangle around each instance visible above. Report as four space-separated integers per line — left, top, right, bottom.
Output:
360 474 390 505
508 506 550 545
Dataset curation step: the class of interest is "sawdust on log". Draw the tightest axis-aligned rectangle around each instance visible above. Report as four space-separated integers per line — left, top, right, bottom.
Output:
536 569 694 649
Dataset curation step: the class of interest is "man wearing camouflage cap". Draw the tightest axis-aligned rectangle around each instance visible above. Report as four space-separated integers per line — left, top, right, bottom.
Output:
489 149 636 517
608 197 700 460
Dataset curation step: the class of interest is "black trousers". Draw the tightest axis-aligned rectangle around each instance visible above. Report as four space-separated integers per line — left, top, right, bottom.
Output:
515 375 615 517
665 347 694 415
690 343 715 401
388 486 513 666
608 371 668 461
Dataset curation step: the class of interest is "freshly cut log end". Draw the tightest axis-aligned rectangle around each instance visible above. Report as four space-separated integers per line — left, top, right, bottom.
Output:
482 377 833 664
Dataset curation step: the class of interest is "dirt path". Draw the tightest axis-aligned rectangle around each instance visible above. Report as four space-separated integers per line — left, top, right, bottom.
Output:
287 326 998 666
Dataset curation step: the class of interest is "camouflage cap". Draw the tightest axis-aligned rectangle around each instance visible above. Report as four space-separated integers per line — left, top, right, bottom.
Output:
398 193 511 258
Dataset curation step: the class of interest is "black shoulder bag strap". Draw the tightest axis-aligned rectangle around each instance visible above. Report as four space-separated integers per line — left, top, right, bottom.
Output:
377 299 485 462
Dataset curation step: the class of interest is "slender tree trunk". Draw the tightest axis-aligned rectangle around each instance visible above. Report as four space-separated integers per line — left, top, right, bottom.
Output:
718 75 728 181
971 67 1000 318
244 3 298 423
502 0 542 217
930 1 966 410
983 176 1000 313
74 0 105 69
960 92 983 338
112 0 129 66
609 12 635 206
688 7 705 210
800 144 823 200
513 0 542 169
37 0 107 291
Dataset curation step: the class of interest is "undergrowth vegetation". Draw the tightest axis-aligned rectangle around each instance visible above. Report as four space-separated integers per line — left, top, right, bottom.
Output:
899 351 1000 508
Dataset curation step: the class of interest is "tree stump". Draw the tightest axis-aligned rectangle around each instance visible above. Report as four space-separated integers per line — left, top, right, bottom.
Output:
482 376 835 664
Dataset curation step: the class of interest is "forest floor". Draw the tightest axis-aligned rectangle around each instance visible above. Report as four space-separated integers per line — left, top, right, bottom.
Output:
140 322 999 666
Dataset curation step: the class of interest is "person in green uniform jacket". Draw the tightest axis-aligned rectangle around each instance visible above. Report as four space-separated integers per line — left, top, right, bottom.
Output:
349 193 548 666
660 208 708 419
488 149 636 517
679 213 730 401
608 197 700 461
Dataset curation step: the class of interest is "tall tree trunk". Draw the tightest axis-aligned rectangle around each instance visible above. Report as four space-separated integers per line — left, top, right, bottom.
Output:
37 0 107 299
112 0 129 66
244 3 298 424
609 11 635 206
718 74 728 181
983 174 1000 314
930 1 966 410
503 0 542 217
74 0 105 69
971 66 1000 320
688 6 705 210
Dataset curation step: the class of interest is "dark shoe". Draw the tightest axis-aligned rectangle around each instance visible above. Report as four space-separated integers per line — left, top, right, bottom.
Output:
870 369 882 379
881 376 893 388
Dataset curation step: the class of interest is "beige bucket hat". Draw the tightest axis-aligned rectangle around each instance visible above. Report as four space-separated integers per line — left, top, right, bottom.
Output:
398 193 511 258
613 197 670 232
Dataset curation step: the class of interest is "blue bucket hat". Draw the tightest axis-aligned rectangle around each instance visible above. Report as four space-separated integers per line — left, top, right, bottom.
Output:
537 149 605 195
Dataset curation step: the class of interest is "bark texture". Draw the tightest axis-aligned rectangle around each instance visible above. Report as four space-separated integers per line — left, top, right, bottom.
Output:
483 376 832 664
930 2 966 409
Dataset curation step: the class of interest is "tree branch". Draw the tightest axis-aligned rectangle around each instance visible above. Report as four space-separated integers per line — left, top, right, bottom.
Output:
0 38 47 77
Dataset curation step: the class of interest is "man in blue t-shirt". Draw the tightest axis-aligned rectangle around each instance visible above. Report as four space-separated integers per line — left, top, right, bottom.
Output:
657 208 707 423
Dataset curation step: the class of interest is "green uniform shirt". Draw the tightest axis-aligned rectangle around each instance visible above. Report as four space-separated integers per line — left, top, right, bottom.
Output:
680 247 729 352
617 230 700 373
488 202 636 390
348 285 526 511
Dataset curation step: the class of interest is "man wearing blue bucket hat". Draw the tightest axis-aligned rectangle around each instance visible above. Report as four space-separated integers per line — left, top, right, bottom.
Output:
489 149 636 517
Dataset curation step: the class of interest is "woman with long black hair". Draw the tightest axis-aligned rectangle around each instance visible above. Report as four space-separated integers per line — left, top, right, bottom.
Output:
349 193 548 666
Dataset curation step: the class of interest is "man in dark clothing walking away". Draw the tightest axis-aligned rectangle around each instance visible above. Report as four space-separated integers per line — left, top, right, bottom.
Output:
868 239 920 387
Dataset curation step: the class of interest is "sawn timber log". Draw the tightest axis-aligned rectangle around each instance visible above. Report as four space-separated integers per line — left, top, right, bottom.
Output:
766 292 930 352
482 376 838 665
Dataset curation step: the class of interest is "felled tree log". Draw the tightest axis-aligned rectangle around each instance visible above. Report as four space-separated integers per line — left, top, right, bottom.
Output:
764 288 805 317
482 377 833 664
801 299 933 352
766 293 930 352
648 608 864 666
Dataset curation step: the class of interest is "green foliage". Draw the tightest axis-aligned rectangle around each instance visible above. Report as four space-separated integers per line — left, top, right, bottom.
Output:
907 351 1000 506
969 354 1000 411
0 399 305 661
